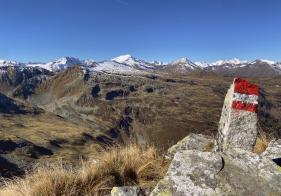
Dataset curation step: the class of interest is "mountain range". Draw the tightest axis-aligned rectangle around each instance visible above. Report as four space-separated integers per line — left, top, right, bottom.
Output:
1 55 281 77
1 54 281 178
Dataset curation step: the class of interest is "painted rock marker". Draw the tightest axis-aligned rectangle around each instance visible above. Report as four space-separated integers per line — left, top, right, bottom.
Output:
149 79 281 196
215 78 259 152
232 78 259 113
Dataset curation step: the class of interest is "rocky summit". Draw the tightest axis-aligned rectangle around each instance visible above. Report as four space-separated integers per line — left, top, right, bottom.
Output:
112 78 281 196
0 60 281 195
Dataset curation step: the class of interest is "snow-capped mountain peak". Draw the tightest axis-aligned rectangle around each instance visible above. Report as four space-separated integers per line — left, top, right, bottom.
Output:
170 57 190 65
50 56 83 71
112 54 134 64
27 57 83 71
111 54 159 70
210 58 248 66
194 61 210 68
250 59 275 65
150 60 165 66
261 59 275 65
162 57 201 73
112 54 149 68
169 57 199 69
51 57 82 67
84 59 96 65
54 57 80 65
0 59 23 67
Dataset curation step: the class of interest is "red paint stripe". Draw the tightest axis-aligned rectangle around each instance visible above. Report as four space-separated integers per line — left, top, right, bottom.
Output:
234 78 259 96
232 101 258 113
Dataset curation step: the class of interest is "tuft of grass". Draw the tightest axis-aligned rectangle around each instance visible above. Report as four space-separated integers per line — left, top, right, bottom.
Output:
0 144 169 196
204 142 214 152
253 134 270 155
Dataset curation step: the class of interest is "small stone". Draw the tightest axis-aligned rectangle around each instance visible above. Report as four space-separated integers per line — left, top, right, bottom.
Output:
111 186 151 196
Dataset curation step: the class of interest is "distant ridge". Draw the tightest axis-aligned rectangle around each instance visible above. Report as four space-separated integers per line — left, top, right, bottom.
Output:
1 55 280 77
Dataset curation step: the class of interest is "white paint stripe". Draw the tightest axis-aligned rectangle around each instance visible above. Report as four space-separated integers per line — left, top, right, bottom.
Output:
233 92 258 104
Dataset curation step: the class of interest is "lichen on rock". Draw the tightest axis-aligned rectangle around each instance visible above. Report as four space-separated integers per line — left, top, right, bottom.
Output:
166 133 213 159
151 150 222 196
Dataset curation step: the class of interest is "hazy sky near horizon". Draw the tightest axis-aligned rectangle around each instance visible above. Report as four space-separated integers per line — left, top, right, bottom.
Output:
0 0 280 63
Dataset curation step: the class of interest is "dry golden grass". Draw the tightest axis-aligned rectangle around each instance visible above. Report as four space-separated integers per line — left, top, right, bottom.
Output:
0 144 169 196
253 134 270 155
204 142 214 152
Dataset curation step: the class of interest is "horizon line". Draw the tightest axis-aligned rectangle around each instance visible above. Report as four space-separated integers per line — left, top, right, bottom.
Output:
0 55 280 64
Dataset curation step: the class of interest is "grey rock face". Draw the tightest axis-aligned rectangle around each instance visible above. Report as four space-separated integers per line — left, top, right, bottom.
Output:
217 108 258 151
166 133 213 159
217 148 281 196
150 150 222 196
151 148 281 196
215 85 234 152
111 186 151 196
261 139 281 160
215 80 258 152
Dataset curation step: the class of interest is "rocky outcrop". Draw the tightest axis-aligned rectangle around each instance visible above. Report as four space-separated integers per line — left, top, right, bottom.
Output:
216 148 281 195
112 78 281 196
150 78 281 196
151 148 281 196
151 150 222 195
166 133 213 159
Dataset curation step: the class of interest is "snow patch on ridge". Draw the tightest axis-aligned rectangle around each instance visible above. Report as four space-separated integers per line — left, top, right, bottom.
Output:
90 61 145 74
0 60 23 67
1 56 281 75
112 54 160 70
169 57 200 70
250 59 275 65
29 57 83 71
194 61 209 68
211 58 248 66
112 54 133 64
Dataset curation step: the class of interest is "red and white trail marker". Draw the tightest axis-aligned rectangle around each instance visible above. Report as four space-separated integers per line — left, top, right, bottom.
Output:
215 78 259 152
232 78 259 113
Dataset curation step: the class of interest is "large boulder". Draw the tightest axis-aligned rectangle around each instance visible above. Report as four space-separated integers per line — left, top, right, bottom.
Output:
151 148 281 196
150 150 223 196
166 133 213 159
215 78 259 152
216 148 281 195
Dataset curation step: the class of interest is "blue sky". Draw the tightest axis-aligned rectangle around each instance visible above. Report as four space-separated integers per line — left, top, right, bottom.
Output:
0 0 280 63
